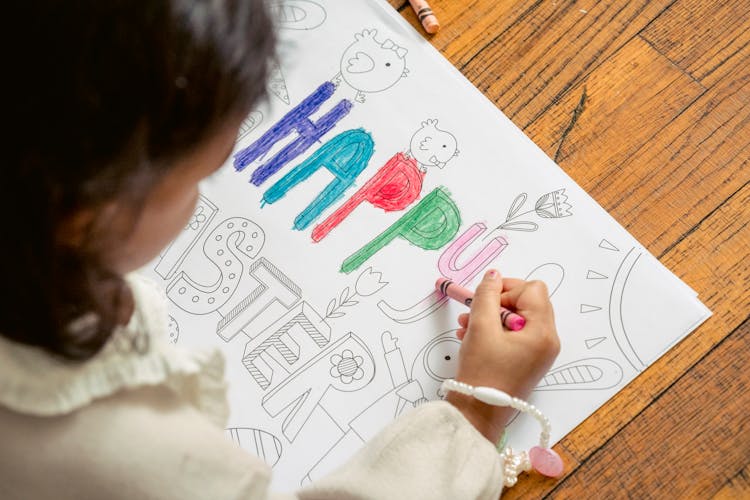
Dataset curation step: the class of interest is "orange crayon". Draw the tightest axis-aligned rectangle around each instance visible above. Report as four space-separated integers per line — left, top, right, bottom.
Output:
408 0 440 34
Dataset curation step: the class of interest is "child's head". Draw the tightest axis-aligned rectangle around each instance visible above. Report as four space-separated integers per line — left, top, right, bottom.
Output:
2 0 275 360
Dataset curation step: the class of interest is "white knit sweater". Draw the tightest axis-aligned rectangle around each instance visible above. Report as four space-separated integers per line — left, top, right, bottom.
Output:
0 275 503 499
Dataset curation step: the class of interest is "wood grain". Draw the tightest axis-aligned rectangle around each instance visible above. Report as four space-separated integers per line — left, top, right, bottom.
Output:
523 28 749 259
428 0 677 127
385 0 749 497
641 0 750 87
549 317 750 498
525 35 706 195
713 462 750 500
504 168 750 500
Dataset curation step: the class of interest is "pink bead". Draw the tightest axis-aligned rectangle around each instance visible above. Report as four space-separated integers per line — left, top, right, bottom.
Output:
529 446 564 478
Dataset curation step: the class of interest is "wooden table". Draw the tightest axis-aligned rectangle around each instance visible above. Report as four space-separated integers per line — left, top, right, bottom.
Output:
389 1 750 497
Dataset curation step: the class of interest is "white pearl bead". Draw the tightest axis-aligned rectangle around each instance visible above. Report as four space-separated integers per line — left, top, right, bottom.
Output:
443 378 556 484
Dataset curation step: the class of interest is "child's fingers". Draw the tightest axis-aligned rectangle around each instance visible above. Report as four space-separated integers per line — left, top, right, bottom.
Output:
501 280 553 322
501 278 526 291
457 313 469 328
468 270 504 337
499 279 526 308
456 328 466 340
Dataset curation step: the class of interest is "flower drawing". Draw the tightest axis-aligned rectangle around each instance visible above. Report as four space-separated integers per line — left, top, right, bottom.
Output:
534 189 573 218
329 349 365 384
325 267 389 320
355 267 389 297
486 188 574 238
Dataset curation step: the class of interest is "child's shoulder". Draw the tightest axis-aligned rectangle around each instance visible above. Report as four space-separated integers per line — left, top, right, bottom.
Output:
0 381 264 500
0 274 228 426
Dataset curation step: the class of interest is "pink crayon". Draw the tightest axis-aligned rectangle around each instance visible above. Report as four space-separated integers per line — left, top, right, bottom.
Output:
435 278 526 331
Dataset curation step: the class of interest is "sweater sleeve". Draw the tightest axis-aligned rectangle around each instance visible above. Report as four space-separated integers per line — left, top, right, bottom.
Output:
299 401 504 500
0 386 502 500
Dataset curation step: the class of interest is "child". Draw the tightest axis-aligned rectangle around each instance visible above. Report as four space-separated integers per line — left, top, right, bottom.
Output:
0 1 560 498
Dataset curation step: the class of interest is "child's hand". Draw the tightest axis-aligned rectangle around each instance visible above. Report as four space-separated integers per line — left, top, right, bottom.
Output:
445 270 560 442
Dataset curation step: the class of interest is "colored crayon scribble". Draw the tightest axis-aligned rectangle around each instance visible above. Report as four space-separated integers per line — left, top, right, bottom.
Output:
438 223 508 285
262 128 375 230
234 82 353 186
312 152 424 242
340 187 461 274
376 222 508 324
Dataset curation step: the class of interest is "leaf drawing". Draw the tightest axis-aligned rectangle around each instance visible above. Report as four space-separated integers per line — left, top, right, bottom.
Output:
326 299 336 318
339 287 350 305
506 193 527 221
499 221 539 232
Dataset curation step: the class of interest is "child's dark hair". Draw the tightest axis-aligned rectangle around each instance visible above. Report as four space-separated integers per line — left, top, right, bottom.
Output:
2 1 275 360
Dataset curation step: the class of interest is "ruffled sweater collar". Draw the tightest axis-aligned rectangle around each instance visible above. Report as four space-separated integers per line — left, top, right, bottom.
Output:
0 274 228 427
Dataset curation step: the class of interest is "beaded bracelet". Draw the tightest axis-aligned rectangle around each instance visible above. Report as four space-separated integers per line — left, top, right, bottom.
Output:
440 379 564 487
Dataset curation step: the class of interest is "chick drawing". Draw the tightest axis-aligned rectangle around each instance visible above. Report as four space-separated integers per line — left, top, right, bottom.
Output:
338 29 408 103
408 119 459 169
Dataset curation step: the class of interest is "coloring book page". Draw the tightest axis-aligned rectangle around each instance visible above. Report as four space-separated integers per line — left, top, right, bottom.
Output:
140 0 711 490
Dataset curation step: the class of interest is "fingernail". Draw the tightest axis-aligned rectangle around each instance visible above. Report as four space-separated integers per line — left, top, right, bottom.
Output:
485 269 499 280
